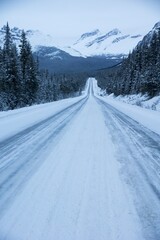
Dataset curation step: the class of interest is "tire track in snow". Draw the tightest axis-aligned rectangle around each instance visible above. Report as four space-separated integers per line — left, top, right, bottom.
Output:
0 97 87 217
97 97 160 240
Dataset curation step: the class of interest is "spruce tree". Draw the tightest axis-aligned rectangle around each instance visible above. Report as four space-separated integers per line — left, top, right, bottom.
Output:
2 22 16 109
19 31 38 105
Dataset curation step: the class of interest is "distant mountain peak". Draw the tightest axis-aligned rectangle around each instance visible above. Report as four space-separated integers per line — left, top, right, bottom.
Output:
0 26 56 50
153 21 160 30
0 24 144 58
71 27 143 57
80 29 100 39
74 29 100 45
108 28 121 35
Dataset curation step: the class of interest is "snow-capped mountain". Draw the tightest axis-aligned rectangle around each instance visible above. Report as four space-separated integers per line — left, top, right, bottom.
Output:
67 28 143 57
0 26 57 49
0 25 144 58
0 26 82 58
1 23 159 72
0 25 121 72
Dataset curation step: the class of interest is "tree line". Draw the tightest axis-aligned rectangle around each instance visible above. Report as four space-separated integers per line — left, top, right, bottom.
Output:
96 26 160 97
0 23 87 111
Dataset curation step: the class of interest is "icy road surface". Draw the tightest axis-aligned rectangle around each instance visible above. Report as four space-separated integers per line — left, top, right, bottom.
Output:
0 79 160 240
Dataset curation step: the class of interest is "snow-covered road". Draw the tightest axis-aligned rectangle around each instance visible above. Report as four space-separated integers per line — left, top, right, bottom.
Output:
0 79 160 240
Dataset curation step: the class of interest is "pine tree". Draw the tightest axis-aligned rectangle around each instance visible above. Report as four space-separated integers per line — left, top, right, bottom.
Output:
2 22 16 109
19 31 38 105
0 46 6 110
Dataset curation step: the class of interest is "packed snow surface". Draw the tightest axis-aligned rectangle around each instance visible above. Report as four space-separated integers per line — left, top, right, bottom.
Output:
0 79 160 240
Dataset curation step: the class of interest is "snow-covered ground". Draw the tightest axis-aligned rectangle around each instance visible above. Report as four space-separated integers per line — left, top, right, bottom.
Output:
94 81 160 135
0 78 160 240
0 93 87 142
106 93 160 112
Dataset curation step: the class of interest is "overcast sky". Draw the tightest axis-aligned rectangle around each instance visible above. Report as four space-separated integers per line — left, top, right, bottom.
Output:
0 0 160 45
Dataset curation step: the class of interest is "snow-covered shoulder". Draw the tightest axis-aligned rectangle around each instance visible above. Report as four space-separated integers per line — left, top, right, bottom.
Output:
0 83 89 142
93 78 160 135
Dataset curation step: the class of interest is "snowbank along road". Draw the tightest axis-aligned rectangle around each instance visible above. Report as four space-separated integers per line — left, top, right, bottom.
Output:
0 78 160 240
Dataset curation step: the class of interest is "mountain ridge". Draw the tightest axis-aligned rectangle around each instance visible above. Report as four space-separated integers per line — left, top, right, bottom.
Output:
0 25 144 58
0 22 159 73
71 28 143 57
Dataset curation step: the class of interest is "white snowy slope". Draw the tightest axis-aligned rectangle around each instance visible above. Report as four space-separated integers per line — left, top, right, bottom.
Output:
0 79 160 240
104 93 160 112
70 29 143 57
94 81 160 135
